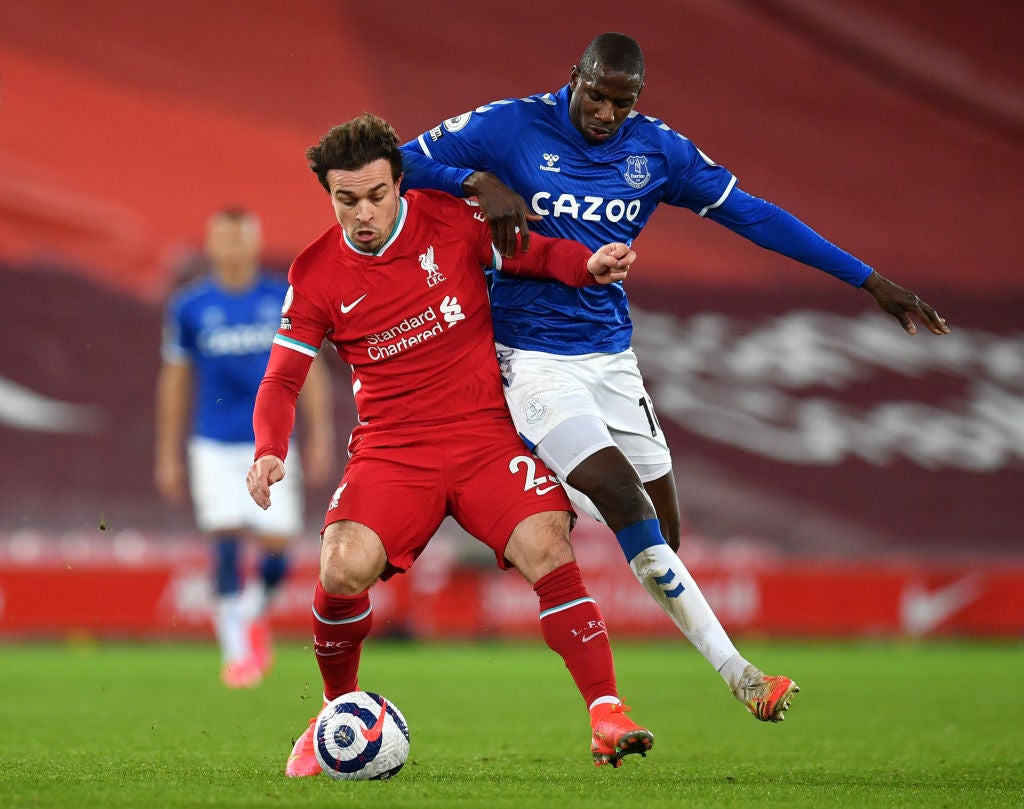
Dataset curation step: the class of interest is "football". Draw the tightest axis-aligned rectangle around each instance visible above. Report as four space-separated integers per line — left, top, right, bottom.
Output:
313 691 411 780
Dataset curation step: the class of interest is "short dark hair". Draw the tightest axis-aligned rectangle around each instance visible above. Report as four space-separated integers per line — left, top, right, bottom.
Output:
306 113 403 192
578 32 645 84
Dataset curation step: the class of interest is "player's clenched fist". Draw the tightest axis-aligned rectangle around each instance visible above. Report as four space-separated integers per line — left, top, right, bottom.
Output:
588 242 636 284
247 455 286 510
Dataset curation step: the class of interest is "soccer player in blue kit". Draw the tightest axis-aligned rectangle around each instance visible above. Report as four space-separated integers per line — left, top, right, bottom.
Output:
155 207 335 688
401 32 950 722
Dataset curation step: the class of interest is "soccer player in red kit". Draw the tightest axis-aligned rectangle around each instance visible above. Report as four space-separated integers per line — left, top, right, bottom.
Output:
246 113 652 775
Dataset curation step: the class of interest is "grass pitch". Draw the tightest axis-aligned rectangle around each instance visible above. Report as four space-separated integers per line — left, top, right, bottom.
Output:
0 638 1021 808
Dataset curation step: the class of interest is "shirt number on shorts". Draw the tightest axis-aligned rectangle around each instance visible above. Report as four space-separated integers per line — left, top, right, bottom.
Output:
639 396 660 437
509 455 562 496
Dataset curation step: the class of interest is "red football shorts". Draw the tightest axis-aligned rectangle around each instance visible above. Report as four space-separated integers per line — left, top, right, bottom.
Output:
321 417 573 577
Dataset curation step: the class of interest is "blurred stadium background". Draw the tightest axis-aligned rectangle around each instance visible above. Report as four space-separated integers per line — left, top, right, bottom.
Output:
1 0 1022 641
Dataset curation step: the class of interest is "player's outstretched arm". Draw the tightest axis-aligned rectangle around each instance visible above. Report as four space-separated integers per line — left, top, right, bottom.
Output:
861 271 950 336
588 242 636 284
246 455 286 510
463 171 539 258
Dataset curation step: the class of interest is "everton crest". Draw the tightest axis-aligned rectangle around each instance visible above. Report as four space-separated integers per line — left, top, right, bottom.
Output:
623 154 651 189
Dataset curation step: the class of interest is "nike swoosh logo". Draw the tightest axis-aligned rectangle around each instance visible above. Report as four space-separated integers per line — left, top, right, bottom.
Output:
340 294 368 313
900 575 982 635
359 697 389 742
534 483 562 495
581 630 608 643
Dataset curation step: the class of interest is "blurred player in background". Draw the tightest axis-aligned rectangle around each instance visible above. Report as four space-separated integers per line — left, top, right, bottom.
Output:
401 32 951 721
155 207 335 688
246 113 652 775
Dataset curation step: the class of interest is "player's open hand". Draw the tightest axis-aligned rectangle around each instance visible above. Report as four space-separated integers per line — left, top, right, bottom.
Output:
861 271 950 336
246 455 286 510
464 171 540 257
588 242 636 284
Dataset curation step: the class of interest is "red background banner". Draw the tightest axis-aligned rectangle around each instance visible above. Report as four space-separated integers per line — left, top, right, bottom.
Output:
1 525 1020 638
1 2 1022 637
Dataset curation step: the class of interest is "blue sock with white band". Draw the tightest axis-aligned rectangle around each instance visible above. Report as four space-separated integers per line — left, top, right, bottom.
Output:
616 519 746 688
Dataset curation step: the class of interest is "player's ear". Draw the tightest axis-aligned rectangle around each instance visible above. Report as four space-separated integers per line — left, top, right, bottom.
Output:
569 65 580 88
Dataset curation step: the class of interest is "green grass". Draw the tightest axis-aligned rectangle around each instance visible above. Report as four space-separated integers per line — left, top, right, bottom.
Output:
0 639 1021 807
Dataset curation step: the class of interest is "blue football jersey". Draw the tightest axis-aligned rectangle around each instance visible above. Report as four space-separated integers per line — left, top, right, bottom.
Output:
162 273 288 442
405 84 736 354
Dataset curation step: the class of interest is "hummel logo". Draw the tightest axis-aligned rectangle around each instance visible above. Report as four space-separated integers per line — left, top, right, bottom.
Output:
359 698 389 742
539 153 561 173
339 294 367 314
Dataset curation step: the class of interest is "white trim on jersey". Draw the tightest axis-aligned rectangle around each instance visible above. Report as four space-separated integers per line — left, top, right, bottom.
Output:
699 175 737 217
416 133 435 159
341 197 409 257
273 334 318 357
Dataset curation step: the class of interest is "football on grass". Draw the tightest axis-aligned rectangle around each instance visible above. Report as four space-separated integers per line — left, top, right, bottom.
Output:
314 691 410 780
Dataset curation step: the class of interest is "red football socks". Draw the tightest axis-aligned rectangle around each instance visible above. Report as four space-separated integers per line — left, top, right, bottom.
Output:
312 581 372 700
534 562 618 707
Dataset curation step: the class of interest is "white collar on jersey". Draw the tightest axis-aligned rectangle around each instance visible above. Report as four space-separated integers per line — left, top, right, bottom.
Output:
341 196 409 257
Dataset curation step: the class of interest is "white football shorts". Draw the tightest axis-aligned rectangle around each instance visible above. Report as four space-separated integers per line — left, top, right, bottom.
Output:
188 437 304 536
495 343 672 482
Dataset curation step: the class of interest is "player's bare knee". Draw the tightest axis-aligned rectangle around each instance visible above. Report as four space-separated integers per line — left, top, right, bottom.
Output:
586 478 656 528
505 511 574 584
532 539 575 579
318 563 369 596
318 546 370 595
566 449 655 527
319 521 385 595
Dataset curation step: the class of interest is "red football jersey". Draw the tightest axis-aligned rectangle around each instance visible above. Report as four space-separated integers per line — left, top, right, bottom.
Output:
254 189 597 460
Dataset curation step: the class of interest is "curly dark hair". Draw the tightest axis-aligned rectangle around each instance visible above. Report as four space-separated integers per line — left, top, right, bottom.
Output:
306 113 404 192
